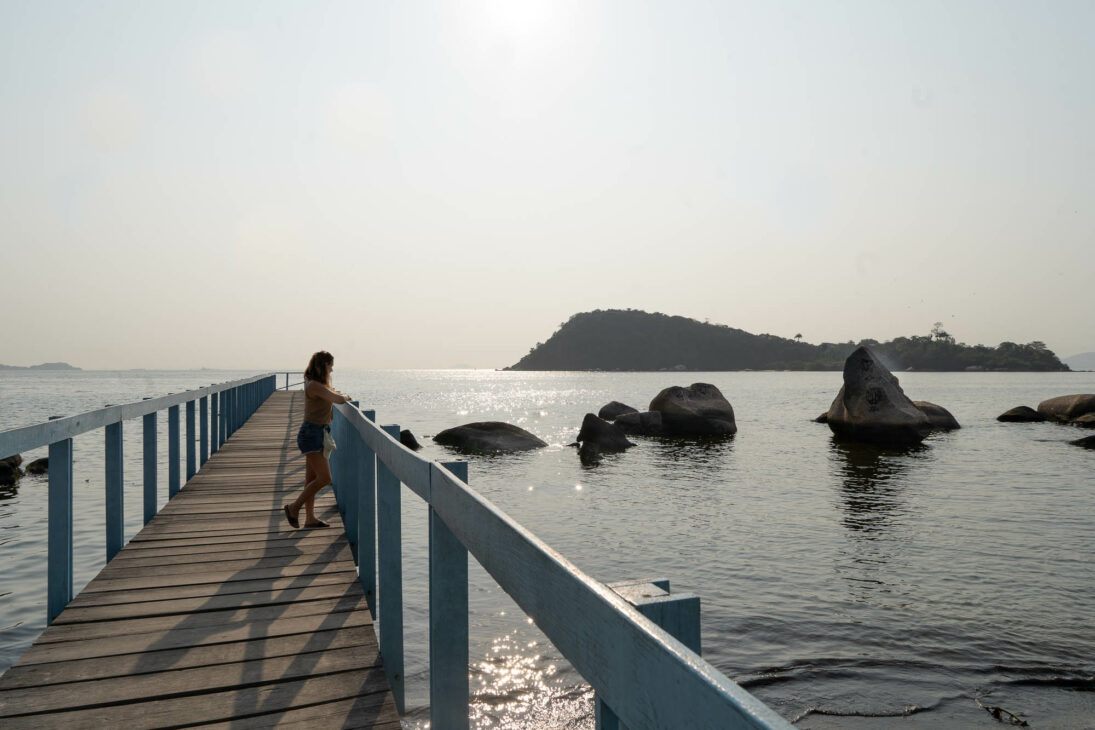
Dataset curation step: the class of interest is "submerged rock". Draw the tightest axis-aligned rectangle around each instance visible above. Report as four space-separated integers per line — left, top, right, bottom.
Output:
913 401 961 430
814 413 829 424
614 410 665 436
1070 434 1095 449
997 406 1046 423
25 458 48 475
597 401 638 421
649 383 736 436
576 413 634 453
1037 394 1095 422
433 422 547 453
826 347 932 445
2 454 22 468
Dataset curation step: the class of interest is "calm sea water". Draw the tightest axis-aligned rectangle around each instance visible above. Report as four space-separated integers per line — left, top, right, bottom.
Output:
2 369 1093 728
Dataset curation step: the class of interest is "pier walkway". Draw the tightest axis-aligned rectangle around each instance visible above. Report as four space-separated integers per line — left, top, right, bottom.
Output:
0 391 399 728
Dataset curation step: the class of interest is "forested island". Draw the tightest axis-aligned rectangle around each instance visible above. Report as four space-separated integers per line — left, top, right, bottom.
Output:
507 310 1069 372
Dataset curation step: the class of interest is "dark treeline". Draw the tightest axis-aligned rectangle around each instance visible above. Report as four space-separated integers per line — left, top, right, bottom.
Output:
507 309 1069 372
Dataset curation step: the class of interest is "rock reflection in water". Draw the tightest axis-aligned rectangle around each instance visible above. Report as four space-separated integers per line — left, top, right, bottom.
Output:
829 439 923 534
828 439 925 607
647 435 735 477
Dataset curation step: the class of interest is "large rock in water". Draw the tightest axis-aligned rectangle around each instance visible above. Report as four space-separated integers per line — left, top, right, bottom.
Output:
614 410 665 436
826 347 932 445
433 422 547 453
25 458 48 475
400 429 422 451
1037 394 1095 422
649 383 736 436
2 454 22 468
0 461 20 486
577 413 634 453
597 401 638 421
997 406 1046 422
913 401 960 430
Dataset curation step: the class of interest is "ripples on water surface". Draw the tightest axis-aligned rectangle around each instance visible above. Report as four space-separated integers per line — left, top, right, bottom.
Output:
1 369 1094 728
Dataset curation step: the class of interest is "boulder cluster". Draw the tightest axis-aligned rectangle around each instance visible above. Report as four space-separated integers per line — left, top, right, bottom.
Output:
0 454 47 487
997 393 1095 449
577 383 737 463
430 382 739 464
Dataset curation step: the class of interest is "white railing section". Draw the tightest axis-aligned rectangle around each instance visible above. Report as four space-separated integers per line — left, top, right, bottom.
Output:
0 373 278 623
330 403 793 730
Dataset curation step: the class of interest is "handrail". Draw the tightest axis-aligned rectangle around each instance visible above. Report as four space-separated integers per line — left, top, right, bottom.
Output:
330 402 793 729
274 372 303 390
0 373 273 457
0 373 278 623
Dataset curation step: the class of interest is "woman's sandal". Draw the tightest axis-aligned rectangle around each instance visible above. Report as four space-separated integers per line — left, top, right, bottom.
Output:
283 505 299 529
304 519 330 529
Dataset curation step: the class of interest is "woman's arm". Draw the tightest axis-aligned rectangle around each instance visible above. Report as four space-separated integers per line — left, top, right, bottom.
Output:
306 381 352 404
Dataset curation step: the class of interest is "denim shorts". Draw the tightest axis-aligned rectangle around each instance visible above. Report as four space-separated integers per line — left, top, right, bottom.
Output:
297 421 330 455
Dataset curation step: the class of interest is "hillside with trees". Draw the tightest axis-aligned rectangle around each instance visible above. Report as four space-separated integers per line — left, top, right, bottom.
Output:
506 310 1069 372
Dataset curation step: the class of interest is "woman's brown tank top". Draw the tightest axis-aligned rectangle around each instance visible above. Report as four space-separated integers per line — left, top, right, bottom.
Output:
303 379 334 424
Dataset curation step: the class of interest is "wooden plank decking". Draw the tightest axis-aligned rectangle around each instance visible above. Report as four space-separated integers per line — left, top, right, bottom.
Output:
0 391 400 729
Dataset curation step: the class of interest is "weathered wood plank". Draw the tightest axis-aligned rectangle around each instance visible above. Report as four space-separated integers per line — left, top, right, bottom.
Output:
201 696 401 729
15 585 371 668
37 594 366 645
0 668 393 729
78 558 357 594
98 541 351 572
0 626 375 688
64 570 360 609
0 646 382 717
52 581 362 624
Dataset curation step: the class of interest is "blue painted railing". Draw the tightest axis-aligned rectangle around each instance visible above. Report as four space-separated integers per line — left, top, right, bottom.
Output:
329 402 793 730
0 373 277 623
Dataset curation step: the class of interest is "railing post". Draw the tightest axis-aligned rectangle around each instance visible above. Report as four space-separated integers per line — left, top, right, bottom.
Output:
376 423 402 711
225 387 233 438
105 421 124 562
143 412 157 523
168 404 181 498
186 399 196 480
330 411 344 513
430 460 469 730
47 436 74 624
226 387 234 436
359 409 377 614
210 391 219 454
595 579 702 730
341 403 362 553
200 395 209 465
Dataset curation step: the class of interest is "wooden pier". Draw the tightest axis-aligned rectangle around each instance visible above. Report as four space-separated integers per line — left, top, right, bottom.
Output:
0 391 400 729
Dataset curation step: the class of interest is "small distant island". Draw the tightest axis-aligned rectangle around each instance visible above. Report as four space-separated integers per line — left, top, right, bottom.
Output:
507 310 1069 372
0 362 81 371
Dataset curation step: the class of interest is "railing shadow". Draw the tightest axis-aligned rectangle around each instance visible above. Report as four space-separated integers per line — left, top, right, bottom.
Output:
112 391 388 726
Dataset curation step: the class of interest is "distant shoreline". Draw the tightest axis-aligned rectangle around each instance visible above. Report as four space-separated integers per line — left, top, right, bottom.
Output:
0 362 81 371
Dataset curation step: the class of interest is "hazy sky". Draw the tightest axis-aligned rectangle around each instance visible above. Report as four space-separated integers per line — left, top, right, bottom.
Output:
2 1 1091 369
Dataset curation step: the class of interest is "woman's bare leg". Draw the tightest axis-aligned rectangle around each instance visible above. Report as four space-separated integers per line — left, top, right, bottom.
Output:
286 452 331 526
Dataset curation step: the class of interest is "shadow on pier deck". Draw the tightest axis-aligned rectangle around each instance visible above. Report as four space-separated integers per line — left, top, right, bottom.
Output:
0 391 399 728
